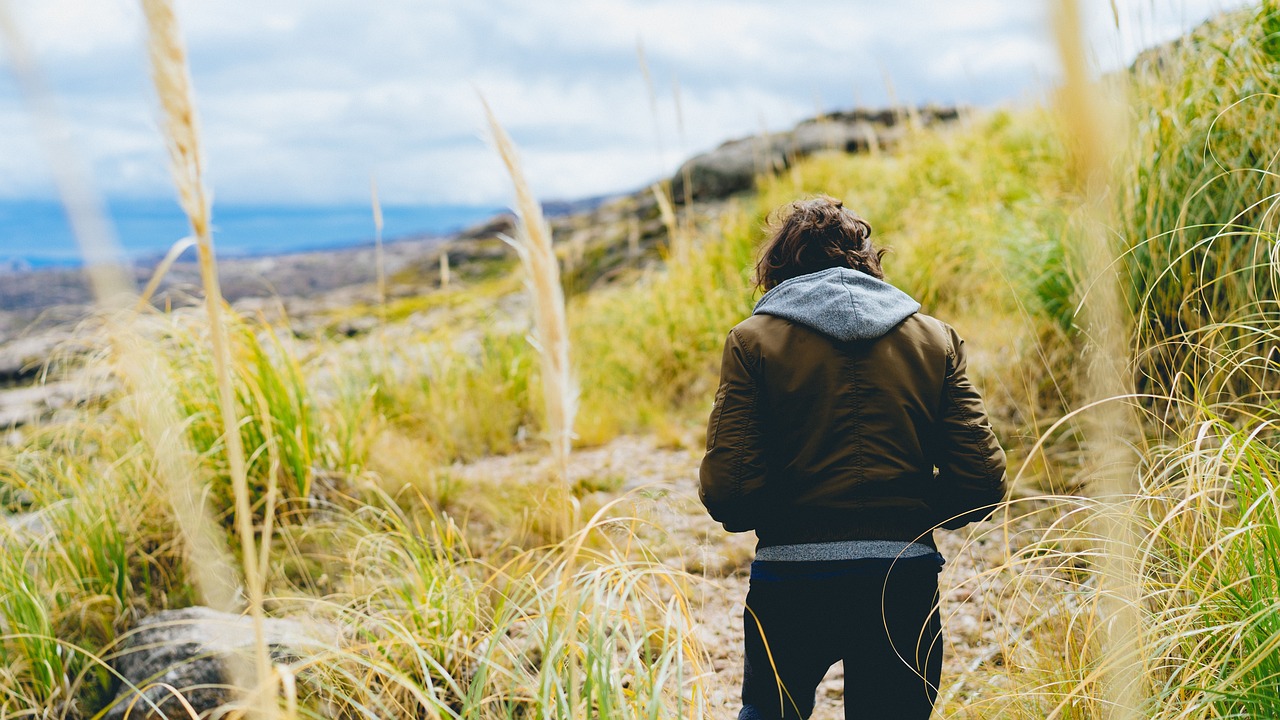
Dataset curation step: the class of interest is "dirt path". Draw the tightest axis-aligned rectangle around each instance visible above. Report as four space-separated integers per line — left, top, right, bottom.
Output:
450 434 1056 719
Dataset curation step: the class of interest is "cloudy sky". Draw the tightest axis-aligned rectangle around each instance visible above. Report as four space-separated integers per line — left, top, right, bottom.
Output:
0 0 1251 207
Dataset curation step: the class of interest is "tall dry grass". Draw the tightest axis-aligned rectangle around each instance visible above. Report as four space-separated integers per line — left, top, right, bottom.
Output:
933 5 1280 718
139 0 275 714
480 97 578 487
1051 0 1145 716
1121 2 1280 402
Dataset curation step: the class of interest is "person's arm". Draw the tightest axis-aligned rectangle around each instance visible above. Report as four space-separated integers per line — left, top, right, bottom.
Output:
699 328 769 532
932 325 1008 530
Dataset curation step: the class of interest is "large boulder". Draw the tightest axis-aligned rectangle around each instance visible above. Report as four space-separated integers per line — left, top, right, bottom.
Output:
102 607 337 720
670 135 791 203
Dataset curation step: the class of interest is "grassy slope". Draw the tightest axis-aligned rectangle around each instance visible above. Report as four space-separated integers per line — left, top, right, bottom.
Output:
0 106 1079 718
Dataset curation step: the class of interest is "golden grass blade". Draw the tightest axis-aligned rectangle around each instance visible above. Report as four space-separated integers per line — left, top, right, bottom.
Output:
138 1 275 716
1051 1 1146 717
479 95 578 487
672 73 695 209
136 235 197 309
1 0 241 617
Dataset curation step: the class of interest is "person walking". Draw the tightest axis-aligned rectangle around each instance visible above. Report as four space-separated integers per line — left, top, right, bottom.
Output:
699 195 1008 720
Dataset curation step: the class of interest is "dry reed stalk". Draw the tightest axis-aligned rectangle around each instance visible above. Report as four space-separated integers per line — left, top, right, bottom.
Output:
370 175 387 321
480 97 578 486
627 216 641 259
650 181 684 260
672 74 695 210
3 1 258 709
119 323 242 610
439 249 451 288
1052 1 1146 717
139 0 275 716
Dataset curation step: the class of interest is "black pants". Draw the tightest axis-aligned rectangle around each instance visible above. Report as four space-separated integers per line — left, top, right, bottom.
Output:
738 556 943 720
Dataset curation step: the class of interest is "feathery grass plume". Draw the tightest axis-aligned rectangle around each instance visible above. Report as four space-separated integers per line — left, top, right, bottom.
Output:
440 248 451 288
480 97 578 487
139 0 275 716
1052 1 1146 717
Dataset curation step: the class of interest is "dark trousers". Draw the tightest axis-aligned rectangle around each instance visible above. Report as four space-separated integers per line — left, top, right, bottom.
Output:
738 557 943 720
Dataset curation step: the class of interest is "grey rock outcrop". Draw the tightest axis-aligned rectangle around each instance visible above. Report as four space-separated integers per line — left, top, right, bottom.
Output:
103 607 337 720
671 105 962 203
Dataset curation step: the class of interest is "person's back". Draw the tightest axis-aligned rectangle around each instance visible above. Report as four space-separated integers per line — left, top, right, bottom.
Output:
698 196 1007 719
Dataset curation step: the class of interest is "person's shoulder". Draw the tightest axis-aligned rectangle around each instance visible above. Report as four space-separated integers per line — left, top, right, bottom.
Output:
886 312 957 354
895 311 951 338
731 313 781 337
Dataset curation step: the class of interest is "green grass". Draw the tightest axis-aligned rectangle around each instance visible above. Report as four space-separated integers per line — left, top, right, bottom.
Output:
140 312 342 521
1122 3 1280 404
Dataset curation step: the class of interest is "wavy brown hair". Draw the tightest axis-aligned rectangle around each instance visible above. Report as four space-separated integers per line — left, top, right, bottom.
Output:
753 195 885 291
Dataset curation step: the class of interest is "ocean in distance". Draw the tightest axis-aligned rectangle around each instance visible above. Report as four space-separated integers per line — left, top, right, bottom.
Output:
0 199 503 269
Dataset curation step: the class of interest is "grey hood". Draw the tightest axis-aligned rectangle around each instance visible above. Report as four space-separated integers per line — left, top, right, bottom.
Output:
752 267 920 341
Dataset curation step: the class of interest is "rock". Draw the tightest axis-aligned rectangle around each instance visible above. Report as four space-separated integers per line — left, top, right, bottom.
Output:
0 378 102 429
671 105 962 203
3 510 51 540
671 135 790 203
0 331 75 383
103 607 338 720
333 314 379 338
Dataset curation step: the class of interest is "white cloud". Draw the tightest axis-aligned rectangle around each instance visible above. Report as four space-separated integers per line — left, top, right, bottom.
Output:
0 0 1252 206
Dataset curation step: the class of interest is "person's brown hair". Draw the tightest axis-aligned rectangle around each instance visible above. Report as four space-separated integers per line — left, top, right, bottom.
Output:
753 195 885 291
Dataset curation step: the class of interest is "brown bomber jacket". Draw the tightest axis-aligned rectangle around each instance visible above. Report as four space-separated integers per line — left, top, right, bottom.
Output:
698 267 1008 550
